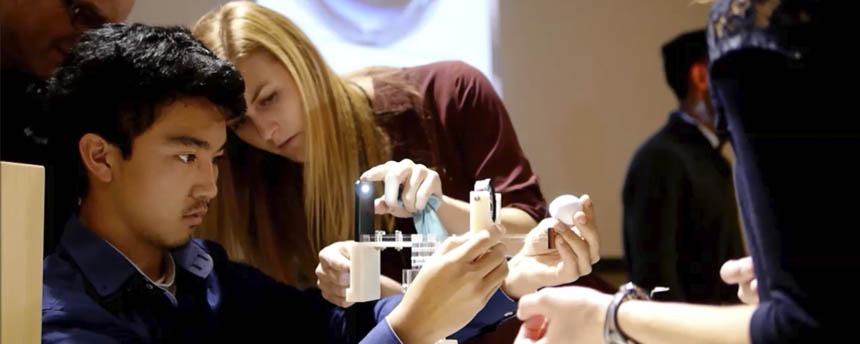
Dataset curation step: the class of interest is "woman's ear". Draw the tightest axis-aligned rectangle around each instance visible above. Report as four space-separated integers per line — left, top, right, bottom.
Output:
78 133 115 184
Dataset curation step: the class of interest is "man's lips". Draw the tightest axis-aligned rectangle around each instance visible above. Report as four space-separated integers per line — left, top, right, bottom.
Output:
183 206 208 225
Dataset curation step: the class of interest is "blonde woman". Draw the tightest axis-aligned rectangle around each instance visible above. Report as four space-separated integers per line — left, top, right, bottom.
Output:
192 1 601 305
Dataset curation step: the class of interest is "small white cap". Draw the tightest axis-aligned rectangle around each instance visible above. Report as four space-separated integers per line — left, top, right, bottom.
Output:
549 194 582 226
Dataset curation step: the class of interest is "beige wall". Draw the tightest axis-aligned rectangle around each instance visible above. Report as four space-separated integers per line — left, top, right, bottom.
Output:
128 0 712 258
127 0 229 26
497 1 711 258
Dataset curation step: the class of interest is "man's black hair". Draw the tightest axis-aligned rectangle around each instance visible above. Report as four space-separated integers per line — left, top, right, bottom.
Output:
43 23 246 199
662 29 708 101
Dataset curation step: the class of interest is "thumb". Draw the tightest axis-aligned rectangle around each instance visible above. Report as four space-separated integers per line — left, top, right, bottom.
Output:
517 290 552 321
519 314 547 341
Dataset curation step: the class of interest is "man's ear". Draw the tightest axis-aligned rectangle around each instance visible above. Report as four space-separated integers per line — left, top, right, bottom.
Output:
78 134 117 183
690 62 709 98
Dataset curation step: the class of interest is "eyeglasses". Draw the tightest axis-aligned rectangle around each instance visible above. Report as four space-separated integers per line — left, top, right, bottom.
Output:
63 0 108 32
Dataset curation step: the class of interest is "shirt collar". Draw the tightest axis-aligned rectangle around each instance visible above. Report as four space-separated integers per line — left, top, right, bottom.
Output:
60 217 214 297
154 254 176 287
677 111 720 149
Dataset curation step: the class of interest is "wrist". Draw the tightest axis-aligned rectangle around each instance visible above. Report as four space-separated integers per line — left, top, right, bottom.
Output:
604 282 650 344
615 299 642 342
501 257 534 299
386 306 435 344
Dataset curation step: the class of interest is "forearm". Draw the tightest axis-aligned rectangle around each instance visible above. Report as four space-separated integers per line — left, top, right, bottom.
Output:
358 294 407 344
386 305 435 344
499 207 538 235
437 195 536 253
618 300 754 344
380 275 403 297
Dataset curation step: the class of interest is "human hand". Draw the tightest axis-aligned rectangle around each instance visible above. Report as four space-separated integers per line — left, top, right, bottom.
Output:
502 217 599 299
514 286 612 344
315 241 354 307
386 224 508 343
361 159 442 218
720 256 759 304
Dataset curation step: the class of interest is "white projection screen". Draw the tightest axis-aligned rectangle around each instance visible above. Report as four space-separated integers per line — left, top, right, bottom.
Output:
257 0 502 94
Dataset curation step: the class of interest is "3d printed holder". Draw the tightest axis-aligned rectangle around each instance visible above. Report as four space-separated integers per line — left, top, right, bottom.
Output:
469 179 501 234
345 179 502 303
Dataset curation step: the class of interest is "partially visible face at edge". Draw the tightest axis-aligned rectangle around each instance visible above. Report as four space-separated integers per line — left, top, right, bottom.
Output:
0 0 135 79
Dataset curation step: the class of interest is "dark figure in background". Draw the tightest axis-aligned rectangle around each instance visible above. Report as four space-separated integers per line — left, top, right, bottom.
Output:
1 0 135 255
622 29 744 304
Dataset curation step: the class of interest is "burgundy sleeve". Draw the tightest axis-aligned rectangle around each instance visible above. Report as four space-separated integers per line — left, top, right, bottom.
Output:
435 61 547 220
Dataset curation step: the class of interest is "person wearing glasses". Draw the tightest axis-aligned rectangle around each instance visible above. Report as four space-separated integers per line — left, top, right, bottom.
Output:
0 0 134 254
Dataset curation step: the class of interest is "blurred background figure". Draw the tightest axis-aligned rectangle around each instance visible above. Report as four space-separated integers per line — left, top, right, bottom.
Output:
622 29 744 304
1 0 135 254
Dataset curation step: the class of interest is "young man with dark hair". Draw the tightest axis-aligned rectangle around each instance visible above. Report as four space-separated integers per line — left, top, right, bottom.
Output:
41 23 596 343
621 29 745 304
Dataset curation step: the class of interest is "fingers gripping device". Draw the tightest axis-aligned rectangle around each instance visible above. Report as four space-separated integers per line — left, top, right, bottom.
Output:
346 179 502 303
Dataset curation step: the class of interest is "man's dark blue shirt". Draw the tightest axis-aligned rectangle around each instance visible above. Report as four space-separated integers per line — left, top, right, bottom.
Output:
42 218 516 343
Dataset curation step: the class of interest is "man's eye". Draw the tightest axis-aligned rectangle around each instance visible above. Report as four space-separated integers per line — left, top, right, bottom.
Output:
178 154 197 163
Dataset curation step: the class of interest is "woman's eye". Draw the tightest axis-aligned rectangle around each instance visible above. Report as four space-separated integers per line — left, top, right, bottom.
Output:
259 92 277 107
178 154 197 163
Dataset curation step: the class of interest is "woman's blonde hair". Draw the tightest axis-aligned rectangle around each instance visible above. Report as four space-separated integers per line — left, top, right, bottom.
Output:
192 1 391 285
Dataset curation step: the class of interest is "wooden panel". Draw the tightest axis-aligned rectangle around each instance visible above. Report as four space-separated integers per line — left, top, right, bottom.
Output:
1 161 45 343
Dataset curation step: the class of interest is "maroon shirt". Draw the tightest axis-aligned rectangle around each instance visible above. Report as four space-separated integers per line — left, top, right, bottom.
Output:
370 61 547 279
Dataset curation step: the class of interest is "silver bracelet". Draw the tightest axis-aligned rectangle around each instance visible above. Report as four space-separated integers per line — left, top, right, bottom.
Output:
603 282 651 344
